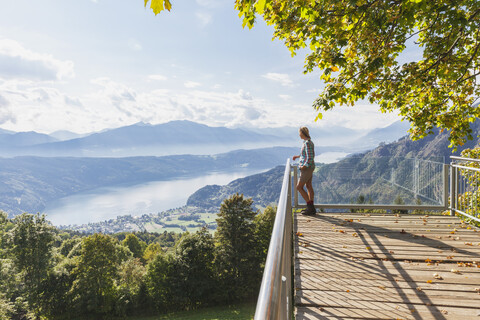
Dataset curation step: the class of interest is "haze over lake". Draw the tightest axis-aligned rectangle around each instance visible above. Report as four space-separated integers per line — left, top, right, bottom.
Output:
43 169 263 226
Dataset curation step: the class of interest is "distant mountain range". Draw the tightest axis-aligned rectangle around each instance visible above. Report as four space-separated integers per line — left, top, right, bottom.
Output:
0 120 411 157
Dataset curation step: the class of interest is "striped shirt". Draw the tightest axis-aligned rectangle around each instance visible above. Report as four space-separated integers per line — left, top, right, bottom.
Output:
299 139 315 168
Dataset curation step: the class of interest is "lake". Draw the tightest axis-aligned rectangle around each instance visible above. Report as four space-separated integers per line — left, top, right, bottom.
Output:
44 169 263 226
43 151 350 226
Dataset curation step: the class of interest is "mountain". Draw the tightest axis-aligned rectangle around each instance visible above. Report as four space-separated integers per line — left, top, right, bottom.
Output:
187 165 286 211
0 121 293 157
0 131 58 147
49 130 90 141
0 128 15 135
0 146 298 217
249 125 365 147
188 121 480 211
350 120 411 150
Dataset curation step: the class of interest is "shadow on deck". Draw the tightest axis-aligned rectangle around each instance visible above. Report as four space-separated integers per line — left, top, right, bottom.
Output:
294 212 480 320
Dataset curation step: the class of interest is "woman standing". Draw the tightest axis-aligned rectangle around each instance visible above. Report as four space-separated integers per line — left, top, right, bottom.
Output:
292 127 316 215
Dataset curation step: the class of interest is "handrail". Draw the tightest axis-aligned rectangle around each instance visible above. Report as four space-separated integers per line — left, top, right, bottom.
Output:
450 156 480 222
254 158 293 320
451 156 480 163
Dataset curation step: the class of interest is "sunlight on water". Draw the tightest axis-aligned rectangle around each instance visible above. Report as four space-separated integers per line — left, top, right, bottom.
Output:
44 170 262 226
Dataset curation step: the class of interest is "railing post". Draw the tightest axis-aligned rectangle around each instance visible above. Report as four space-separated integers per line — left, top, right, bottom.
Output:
443 164 449 209
450 163 456 216
293 166 298 208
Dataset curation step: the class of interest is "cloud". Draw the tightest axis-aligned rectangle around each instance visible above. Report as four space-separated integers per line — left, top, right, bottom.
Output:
196 12 212 27
279 94 291 100
184 81 201 88
65 95 83 107
0 38 75 81
262 73 294 87
128 39 142 51
148 74 168 81
91 77 137 113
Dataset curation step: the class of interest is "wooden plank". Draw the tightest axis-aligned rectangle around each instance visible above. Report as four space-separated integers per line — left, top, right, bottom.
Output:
295 290 480 308
296 258 480 273
296 305 480 320
293 212 480 319
294 275 480 293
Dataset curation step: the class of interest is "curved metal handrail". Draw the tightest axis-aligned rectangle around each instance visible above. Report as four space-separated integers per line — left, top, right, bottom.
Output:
254 158 293 320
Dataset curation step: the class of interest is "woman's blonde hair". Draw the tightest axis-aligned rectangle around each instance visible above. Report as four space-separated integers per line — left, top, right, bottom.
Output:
299 126 311 139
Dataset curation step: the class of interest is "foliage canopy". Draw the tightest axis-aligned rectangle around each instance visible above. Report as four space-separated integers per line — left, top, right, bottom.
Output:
145 0 480 148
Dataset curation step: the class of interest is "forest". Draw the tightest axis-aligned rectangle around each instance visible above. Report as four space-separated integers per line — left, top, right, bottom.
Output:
0 194 275 319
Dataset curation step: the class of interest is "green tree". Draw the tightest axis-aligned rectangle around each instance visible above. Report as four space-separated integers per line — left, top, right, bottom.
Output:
143 242 162 263
173 228 216 309
70 233 121 317
117 258 147 316
145 252 178 312
146 0 480 148
253 206 276 265
8 213 55 316
214 193 259 302
122 233 146 260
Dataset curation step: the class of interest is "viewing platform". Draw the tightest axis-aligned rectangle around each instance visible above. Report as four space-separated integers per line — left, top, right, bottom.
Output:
294 212 480 319
254 156 480 320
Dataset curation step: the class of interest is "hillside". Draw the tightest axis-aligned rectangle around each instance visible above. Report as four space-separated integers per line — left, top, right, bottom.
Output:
188 123 480 210
0 147 298 217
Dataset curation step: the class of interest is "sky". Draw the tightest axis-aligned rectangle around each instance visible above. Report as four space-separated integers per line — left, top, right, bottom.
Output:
0 0 403 134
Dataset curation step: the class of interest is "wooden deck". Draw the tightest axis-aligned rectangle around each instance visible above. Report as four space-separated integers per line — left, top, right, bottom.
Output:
294 212 480 320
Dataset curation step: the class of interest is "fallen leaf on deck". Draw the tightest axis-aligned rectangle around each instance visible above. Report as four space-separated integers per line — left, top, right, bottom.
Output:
426 280 433 283
433 273 443 280
451 269 460 274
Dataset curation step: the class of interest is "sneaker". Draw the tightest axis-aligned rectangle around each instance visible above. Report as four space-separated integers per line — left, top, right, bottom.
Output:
306 203 316 215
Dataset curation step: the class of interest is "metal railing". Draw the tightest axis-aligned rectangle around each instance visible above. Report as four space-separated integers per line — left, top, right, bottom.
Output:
254 156 480 319
254 158 293 320
450 156 480 222
293 158 449 211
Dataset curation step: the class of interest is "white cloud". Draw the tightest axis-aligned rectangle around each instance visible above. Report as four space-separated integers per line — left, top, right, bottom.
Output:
262 73 294 87
196 12 212 27
0 38 75 81
148 74 168 81
184 81 201 88
128 39 142 51
279 94 291 100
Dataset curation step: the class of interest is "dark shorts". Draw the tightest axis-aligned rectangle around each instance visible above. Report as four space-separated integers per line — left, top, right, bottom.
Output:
299 166 315 184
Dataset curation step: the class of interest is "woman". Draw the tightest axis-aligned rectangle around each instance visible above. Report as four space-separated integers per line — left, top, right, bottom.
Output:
292 127 316 215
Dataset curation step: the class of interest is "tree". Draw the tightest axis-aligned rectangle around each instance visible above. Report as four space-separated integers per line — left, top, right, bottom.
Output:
122 233 146 261
8 213 55 315
253 206 276 265
146 0 480 148
214 193 259 302
145 251 178 312
70 233 122 317
143 242 162 263
173 228 216 309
